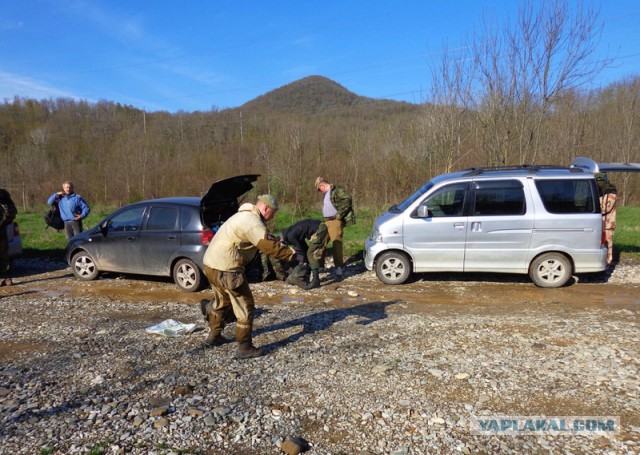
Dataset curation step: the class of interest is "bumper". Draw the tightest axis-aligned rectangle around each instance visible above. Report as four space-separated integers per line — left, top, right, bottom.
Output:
364 237 389 271
572 247 608 273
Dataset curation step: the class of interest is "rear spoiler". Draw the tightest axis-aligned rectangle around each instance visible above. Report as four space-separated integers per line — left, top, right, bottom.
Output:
570 157 640 173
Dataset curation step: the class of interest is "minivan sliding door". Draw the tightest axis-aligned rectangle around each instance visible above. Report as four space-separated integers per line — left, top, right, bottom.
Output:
463 180 534 273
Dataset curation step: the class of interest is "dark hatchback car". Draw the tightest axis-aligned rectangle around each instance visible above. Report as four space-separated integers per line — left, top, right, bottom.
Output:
65 174 259 292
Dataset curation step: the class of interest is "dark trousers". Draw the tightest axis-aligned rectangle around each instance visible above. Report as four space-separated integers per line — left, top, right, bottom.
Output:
64 220 83 240
0 227 9 278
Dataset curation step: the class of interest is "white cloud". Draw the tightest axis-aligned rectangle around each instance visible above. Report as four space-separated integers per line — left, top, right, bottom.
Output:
0 71 76 101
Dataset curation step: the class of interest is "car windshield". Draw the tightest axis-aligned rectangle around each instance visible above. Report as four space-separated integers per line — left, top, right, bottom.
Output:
391 181 435 212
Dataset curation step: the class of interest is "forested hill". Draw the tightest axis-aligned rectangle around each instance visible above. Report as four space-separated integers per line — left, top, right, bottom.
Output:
239 75 418 115
0 75 639 211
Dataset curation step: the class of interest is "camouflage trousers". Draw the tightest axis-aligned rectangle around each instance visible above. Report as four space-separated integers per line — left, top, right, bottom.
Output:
307 219 344 270
605 228 614 265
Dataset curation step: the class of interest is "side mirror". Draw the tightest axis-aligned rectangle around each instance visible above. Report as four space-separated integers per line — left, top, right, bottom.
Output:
417 205 432 218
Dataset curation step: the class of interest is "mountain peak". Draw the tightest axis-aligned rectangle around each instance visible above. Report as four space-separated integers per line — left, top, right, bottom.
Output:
240 75 381 114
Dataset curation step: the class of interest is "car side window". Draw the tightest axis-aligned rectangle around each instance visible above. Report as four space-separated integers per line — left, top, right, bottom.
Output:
108 206 145 232
421 183 467 217
146 207 178 231
535 180 596 213
473 180 526 215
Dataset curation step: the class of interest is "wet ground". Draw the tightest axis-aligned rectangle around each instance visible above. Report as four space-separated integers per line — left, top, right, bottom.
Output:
2 256 638 322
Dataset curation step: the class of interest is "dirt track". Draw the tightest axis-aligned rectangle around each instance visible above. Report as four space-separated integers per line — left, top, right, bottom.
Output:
3 255 639 314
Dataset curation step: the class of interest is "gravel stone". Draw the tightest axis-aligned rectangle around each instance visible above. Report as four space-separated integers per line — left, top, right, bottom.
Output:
0 256 638 453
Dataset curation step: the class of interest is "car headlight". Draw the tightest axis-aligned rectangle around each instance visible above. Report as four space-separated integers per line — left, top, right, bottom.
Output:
369 227 382 243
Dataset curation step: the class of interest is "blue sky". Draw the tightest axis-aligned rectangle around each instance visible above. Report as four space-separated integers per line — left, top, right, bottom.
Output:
2 1 639 113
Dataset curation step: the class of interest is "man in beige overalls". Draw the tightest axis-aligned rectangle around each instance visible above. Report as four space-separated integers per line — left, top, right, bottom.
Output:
201 194 296 359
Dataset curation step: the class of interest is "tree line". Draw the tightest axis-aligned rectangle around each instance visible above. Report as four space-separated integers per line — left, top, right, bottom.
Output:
1 1 638 212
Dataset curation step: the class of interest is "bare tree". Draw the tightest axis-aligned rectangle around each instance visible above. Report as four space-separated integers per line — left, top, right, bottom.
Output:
461 0 610 165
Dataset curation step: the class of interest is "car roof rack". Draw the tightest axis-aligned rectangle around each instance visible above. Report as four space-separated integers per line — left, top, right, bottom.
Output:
461 164 582 176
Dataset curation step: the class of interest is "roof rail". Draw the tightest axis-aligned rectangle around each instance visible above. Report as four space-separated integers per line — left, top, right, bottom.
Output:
461 164 577 176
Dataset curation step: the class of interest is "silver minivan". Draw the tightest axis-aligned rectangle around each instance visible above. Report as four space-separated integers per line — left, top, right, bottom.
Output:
365 158 615 288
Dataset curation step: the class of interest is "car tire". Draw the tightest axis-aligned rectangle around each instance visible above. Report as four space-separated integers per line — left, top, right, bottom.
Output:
173 258 203 292
375 251 411 285
529 252 572 288
71 251 100 281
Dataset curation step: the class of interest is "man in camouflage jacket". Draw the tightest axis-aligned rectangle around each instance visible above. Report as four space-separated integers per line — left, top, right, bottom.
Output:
306 177 355 289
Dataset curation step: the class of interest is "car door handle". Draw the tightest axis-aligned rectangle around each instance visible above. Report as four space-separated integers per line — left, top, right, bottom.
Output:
167 236 177 240
126 236 136 241
471 221 482 232
453 222 465 230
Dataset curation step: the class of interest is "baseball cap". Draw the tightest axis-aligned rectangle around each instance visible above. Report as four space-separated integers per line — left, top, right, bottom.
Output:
257 194 279 210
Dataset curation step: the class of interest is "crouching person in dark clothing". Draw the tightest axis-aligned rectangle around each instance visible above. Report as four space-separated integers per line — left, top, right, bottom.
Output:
279 219 321 289
201 194 296 359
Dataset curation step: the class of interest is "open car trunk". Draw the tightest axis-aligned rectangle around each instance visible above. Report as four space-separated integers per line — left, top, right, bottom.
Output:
571 157 640 174
200 174 260 228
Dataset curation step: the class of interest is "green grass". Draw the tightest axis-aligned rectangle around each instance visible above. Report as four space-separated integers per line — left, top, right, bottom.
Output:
614 206 640 261
274 206 379 257
16 205 114 258
14 205 640 262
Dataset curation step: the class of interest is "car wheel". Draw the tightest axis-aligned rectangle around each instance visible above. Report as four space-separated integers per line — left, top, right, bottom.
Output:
529 253 572 288
173 258 203 292
375 251 411 285
71 251 100 281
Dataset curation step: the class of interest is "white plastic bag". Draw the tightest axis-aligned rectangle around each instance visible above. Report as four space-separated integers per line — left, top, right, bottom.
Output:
145 319 196 337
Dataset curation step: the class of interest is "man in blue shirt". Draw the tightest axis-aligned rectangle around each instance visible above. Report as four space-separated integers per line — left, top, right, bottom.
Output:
47 181 90 240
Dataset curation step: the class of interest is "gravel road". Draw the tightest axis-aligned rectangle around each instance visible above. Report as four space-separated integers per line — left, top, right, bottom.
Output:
0 257 638 454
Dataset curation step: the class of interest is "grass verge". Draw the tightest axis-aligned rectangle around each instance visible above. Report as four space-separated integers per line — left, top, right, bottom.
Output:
13 205 640 263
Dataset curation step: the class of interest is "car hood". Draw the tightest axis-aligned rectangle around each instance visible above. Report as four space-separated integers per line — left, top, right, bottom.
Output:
200 174 260 227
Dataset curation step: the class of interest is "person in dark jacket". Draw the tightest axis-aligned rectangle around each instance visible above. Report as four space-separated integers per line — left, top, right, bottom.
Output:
47 181 90 240
0 187 18 287
281 219 322 264
279 219 321 288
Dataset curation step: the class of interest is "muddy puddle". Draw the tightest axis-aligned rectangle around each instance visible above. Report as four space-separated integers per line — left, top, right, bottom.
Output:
2 266 638 321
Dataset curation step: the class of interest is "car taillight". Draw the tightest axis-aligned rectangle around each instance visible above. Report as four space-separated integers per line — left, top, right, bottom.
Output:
601 230 607 247
12 222 19 237
200 229 214 246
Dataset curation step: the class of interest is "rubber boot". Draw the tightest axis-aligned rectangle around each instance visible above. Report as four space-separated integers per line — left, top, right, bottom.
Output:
273 258 288 281
306 269 320 290
200 299 212 322
237 342 264 359
286 263 311 289
203 333 231 347
202 308 230 348
236 325 263 359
